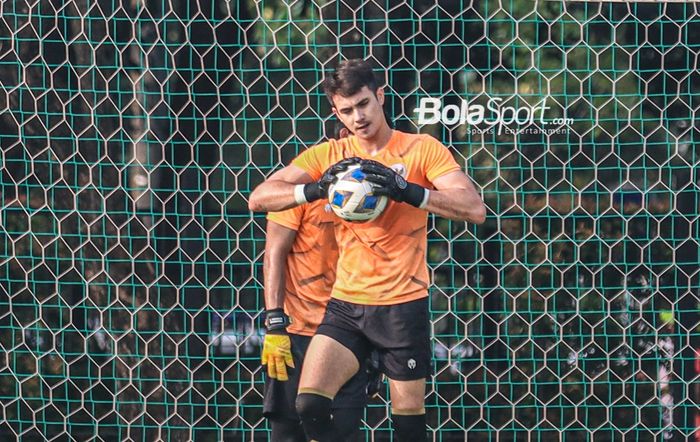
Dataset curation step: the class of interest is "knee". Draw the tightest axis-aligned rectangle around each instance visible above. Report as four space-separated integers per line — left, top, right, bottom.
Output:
295 392 333 422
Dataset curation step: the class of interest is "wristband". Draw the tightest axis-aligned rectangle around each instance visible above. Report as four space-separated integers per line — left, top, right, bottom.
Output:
302 182 323 203
403 182 428 208
264 308 290 332
294 184 308 205
419 188 430 209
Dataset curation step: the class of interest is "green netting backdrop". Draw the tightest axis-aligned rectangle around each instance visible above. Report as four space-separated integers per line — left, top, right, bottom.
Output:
1 0 699 440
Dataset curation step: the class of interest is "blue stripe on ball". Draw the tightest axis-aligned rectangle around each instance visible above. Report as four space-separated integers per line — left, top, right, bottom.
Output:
331 191 346 207
363 195 378 209
349 168 365 181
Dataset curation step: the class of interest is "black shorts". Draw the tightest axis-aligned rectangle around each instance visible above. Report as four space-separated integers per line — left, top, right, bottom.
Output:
316 297 431 381
263 333 367 420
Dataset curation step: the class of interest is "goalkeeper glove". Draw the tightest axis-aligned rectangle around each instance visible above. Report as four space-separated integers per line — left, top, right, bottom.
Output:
365 351 384 399
298 157 362 203
359 159 429 208
261 309 294 381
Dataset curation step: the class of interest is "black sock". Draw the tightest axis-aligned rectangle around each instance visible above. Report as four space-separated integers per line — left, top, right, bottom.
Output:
393 413 427 442
270 417 306 442
295 392 335 441
331 407 363 442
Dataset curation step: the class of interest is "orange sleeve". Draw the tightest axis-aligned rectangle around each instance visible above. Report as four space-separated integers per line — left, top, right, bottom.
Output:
422 135 462 183
291 142 331 181
267 205 304 231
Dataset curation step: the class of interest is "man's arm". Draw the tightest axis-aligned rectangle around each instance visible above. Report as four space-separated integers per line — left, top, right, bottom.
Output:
260 219 298 381
249 158 362 213
263 220 297 310
361 161 486 223
426 170 486 223
249 165 313 213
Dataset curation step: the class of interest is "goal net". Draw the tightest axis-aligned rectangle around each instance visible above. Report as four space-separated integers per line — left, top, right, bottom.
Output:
0 0 698 440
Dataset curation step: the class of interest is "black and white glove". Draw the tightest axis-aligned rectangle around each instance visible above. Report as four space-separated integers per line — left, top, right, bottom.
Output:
365 351 384 399
360 159 429 208
296 157 362 203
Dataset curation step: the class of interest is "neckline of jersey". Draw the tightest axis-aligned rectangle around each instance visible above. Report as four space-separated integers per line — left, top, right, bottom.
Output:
351 129 398 158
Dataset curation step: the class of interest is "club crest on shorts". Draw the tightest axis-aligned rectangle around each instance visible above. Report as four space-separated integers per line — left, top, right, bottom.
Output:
407 358 416 370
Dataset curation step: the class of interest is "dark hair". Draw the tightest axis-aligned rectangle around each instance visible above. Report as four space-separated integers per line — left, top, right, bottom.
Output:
332 119 348 138
322 59 379 105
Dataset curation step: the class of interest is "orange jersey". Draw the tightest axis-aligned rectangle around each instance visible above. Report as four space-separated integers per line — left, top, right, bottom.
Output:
292 130 461 305
267 199 338 336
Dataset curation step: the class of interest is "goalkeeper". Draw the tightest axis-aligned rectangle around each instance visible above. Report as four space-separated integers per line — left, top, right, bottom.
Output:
250 59 486 442
261 123 381 442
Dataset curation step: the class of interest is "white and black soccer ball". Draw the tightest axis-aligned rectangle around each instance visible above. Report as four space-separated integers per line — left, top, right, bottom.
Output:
328 165 388 222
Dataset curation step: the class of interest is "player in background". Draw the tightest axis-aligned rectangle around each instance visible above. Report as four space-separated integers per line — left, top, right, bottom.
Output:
249 58 486 442
260 122 377 442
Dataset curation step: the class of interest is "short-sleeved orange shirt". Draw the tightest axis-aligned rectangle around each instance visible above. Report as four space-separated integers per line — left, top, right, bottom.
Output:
267 199 338 336
292 130 461 305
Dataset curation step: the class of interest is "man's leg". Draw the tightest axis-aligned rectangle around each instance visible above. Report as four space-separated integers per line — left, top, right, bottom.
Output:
388 378 427 442
269 417 306 442
263 334 311 442
363 298 431 442
295 334 360 442
330 350 372 442
330 407 363 442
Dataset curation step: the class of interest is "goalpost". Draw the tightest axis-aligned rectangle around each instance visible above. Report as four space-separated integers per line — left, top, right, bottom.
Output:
0 0 698 440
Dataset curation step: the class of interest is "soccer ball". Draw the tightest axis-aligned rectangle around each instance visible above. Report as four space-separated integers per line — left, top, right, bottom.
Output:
328 165 388 222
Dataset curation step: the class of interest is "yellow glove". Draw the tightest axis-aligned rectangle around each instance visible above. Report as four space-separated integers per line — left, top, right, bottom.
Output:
261 333 294 381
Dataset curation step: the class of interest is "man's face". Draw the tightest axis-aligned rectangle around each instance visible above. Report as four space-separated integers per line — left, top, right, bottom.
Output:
331 86 386 139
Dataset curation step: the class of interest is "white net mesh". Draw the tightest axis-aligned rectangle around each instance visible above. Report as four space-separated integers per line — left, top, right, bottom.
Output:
0 0 698 440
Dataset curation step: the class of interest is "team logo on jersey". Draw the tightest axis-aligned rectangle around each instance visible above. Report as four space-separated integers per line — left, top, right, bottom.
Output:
407 358 416 370
324 203 332 213
390 164 407 178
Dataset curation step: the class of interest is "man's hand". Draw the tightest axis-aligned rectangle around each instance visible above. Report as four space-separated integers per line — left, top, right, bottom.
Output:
302 157 362 202
365 351 384 399
360 159 428 208
261 309 294 381
261 332 294 381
